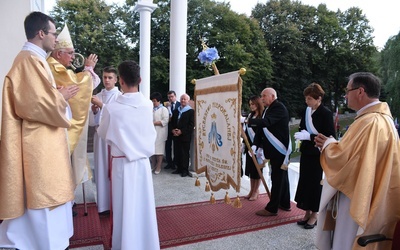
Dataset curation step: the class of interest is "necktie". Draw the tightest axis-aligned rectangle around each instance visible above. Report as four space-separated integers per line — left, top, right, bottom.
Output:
171 102 175 111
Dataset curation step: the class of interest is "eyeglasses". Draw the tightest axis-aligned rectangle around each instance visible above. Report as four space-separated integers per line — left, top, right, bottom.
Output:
345 87 359 94
45 31 58 38
35 30 58 38
60 51 75 56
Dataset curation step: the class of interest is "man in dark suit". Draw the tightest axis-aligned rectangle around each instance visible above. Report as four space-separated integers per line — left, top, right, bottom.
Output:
165 90 181 169
248 88 291 216
170 94 194 177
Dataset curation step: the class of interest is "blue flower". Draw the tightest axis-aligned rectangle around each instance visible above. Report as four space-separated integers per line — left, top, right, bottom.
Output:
198 47 220 66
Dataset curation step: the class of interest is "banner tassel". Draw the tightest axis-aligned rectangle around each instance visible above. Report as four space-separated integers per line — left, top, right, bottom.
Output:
232 195 242 208
224 191 231 204
195 177 200 186
205 181 210 192
210 193 216 204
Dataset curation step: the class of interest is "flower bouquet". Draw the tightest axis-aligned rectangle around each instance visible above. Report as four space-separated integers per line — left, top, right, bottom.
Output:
197 39 220 75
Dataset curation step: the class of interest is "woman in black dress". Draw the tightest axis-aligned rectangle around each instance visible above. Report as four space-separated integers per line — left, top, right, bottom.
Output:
243 96 265 200
294 83 336 229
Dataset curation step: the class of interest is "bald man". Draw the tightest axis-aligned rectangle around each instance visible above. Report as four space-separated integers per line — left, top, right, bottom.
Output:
170 94 194 177
248 88 291 216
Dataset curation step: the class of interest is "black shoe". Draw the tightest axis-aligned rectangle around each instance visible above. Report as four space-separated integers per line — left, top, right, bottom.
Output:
164 164 173 169
297 219 309 226
256 209 277 217
187 172 193 177
304 221 317 229
172 170 181 174
72 210 78 217
181 172 188 177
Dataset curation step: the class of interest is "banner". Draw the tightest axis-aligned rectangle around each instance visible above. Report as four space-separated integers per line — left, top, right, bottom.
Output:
195 71 242 192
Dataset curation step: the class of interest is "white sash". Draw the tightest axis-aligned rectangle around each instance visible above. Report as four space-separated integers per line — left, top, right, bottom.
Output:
178 105 192 119
245 114 256 143
263 127 292 169
305 107 319 135
246 125 255 143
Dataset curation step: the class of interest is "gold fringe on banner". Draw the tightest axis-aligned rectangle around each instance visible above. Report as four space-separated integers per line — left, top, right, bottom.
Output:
195 177 200 186
205 181 211 192
224 191 231 204
210 193 216 204
194 84 238 96
232 195 242 208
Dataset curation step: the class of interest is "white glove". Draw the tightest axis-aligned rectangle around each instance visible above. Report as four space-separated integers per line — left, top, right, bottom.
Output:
294 129 311 141
255 148 265 164
248 145 257 157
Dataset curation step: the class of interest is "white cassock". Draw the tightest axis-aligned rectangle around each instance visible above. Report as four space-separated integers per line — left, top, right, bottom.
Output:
0 202 73 250
98 92 159 250
316 180 359 250
89 87 121 213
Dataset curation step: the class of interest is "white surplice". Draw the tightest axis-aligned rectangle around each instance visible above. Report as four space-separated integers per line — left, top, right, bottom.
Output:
97 92 159 250
89 87 121 212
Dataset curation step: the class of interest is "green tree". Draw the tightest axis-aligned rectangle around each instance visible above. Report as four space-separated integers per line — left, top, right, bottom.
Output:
50 0 379 116
121 0 273 103
252 0 315 116
332 7 377 110
252 0 377 116
309 5 377 112
381 33 400 118
186 0 273 103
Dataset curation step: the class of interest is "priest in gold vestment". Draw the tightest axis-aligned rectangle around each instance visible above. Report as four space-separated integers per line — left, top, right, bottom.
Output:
47 24 100 187
0 12 76 249
315 72 400 250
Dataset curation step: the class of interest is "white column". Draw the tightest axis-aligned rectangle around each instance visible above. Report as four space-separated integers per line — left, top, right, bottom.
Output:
0 0 31 129
134 0 157 99
169 0 187 97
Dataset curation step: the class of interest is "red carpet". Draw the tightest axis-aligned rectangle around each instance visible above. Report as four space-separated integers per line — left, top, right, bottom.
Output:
157 194 303 248
70 195 303 249
99 212 112 250
69 203 104 248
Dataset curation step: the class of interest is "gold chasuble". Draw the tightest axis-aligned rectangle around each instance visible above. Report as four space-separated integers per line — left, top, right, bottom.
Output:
320 102 400 250
0 51 75 219
47 56 93 185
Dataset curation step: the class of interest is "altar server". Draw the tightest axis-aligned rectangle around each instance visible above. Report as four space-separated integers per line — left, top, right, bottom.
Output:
97 60 159 249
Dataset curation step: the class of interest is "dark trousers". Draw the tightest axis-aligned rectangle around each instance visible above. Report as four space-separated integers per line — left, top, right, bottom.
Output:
173 139 190 174
165 135 174 167
265 155 291 213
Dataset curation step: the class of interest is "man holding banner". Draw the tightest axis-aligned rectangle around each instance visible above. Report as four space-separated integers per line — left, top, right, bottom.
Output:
248 88 291 216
